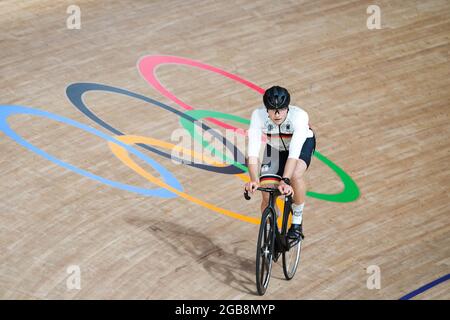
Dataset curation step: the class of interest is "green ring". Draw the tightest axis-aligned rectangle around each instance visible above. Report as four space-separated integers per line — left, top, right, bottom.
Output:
180 110 249 172
180 109 360 203
308 150 360 202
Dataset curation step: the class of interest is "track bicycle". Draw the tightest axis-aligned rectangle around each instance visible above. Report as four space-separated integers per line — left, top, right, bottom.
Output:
244 175 303 296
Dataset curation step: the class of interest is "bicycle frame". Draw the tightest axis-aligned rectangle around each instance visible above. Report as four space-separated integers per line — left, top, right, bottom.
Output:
245 187 293 253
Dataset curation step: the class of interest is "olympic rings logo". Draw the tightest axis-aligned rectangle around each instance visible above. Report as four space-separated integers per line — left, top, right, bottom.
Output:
0 55 359 225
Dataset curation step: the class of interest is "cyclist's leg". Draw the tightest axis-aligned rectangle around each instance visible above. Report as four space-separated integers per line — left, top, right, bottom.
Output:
261 192 269 213
291 160 307 205
288 135 316 238
291 134 316 201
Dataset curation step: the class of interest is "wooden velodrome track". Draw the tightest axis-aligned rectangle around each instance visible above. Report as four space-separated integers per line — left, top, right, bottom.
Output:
1 0 449 299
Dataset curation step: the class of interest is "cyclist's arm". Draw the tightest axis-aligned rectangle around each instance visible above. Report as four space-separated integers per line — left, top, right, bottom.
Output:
281 158 298 180
247 109 263 182
247 160 260 183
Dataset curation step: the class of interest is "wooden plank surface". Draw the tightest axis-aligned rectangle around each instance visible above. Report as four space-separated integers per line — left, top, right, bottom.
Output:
0 0 449 299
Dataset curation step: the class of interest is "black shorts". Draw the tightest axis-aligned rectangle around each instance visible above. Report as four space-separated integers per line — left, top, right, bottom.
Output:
260 135 316 177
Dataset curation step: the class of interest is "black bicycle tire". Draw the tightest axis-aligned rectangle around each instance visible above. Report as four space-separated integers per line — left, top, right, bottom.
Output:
255 208 276 295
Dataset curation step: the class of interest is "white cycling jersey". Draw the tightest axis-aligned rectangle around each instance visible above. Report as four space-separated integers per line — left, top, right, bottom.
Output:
247 105 314 159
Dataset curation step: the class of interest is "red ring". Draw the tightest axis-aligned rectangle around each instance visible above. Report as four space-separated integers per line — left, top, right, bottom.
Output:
138 55 265 131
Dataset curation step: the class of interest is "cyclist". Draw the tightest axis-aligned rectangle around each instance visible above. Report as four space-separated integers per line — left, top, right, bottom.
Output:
244 86 316 241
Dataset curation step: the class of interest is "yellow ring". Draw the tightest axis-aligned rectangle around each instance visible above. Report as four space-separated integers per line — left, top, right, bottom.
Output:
108 135 287 225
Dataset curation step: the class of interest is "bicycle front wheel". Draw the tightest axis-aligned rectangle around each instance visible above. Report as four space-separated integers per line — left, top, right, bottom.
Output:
255 208 275 296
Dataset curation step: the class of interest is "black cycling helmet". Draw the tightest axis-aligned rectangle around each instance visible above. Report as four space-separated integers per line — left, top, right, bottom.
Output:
263 86 290 109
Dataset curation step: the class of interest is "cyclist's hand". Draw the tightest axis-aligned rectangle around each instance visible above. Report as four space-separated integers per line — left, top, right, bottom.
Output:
244 181 259 194
278 183 294 196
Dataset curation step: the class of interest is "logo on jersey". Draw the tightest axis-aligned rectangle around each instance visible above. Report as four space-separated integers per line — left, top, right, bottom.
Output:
261 161 271 173
280 121 293 133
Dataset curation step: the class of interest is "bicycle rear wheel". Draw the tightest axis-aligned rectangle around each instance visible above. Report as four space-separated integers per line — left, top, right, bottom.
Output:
282 235 303 280
255 208 275 295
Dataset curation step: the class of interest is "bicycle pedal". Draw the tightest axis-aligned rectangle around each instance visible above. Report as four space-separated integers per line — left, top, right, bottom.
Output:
273 251 281 262
288 237 302 248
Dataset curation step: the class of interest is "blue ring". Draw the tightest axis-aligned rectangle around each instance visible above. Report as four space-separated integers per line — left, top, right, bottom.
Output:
66 82 246 174
0 105 182 198
399 273 450 300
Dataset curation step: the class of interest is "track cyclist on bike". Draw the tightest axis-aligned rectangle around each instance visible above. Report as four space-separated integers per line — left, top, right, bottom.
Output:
244 86 316 241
